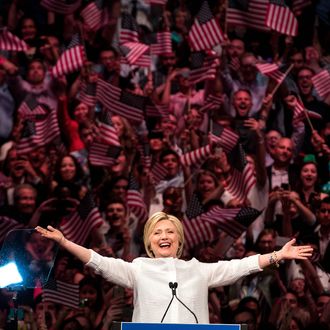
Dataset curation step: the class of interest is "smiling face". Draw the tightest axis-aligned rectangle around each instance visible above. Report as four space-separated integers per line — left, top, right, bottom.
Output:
300 163 317 188
274 138 293 166
60 156 76 181
73 103 89 123
197 173 217 199
21 18 37 41
297 68 314 97
233 90 252 117
161 153 180 179
27 61 45 85
112 115 124 136
149 220 180 258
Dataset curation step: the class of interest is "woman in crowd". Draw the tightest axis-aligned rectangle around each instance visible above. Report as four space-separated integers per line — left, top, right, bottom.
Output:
36 211 313 324
295 160 328 212
51 154 87 200
57 95 93 154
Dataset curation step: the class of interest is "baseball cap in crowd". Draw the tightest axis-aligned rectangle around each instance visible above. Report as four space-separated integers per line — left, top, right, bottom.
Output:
303 154 317 164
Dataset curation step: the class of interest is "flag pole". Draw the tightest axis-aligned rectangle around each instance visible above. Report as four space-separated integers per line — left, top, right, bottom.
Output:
78 22 89 75
187 87 192 114
297 95 314 131
223 0 228 36
270 64 294 97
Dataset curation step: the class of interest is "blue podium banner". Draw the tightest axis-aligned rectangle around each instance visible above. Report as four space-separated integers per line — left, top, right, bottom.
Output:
114 322 247 330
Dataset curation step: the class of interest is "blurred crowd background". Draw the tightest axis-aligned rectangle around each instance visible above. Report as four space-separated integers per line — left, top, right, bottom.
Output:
0 0 329 329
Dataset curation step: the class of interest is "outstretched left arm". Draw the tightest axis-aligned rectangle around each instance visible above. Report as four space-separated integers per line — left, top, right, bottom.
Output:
258 238 313 269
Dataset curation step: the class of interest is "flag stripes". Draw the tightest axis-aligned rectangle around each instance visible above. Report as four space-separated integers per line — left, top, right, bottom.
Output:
96 79 145 122
183 206 261 250
200 94 223 113
52 45 85 78
89 143 122 167
266 1 298 36
227 0 269 32
189 1 225 51
150 32 172 55
59 193 104 246
0 28 28 51
126 175 148 223
0 216 24 245
17 111 60 154
180 144 211 167
40 0 82 15
43 279 79 309
211 123 239 153
120 42 149 65
255 63 286 83
311 70 330 99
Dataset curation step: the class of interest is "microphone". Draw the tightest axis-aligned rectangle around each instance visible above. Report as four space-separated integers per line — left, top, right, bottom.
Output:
161 282 198 323
160 282 176 323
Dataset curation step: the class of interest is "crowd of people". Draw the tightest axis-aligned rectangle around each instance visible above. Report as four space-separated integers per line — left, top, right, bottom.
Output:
0 0 329 329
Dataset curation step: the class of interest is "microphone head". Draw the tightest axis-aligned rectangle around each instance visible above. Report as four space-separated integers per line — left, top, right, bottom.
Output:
173 282 178 289
169 282 174 289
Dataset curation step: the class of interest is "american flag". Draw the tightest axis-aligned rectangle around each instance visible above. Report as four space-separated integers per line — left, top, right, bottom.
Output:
292 0 312 15
0 27 28 51
16 108 60 154
149 32 172 55
77 81 97 107
144 0 167 5
89 142 122 167
200 94 223 113
145 102 169 119
147 103 167 119
120 13 139 44
138 140 152 169
185 192 204 220
266 0 298 36
255 62 286 83
43 279 79 309
80 0 108 31
227 0 269 32
97 110 121 146
18 96 49 120
226 143 256 202
188 1 225 51
292 97 305 126
52 40 85 78
189 51 218 84
0 216 24 245
180 144 212 167
210 122 239 153
119 42 150 66
311 69 330 100
40 0 82 15
96 79 146 122
59 192 104 246
126 174 148 224
151 162 168 185
183 206 261 250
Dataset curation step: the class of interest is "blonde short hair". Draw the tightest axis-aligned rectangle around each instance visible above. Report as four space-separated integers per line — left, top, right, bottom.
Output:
143 212 184 258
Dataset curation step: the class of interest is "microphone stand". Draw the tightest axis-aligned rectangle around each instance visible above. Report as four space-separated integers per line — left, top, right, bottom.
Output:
160 282 199 323
160 284 175 323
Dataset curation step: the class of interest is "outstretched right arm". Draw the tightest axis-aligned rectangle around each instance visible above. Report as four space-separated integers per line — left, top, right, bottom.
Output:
35 226 91 264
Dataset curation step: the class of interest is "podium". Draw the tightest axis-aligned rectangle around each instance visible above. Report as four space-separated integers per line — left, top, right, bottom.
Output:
112 322 247 330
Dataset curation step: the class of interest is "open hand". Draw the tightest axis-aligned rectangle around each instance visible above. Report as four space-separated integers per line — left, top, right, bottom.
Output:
279 239 313 260
35 225 65 244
